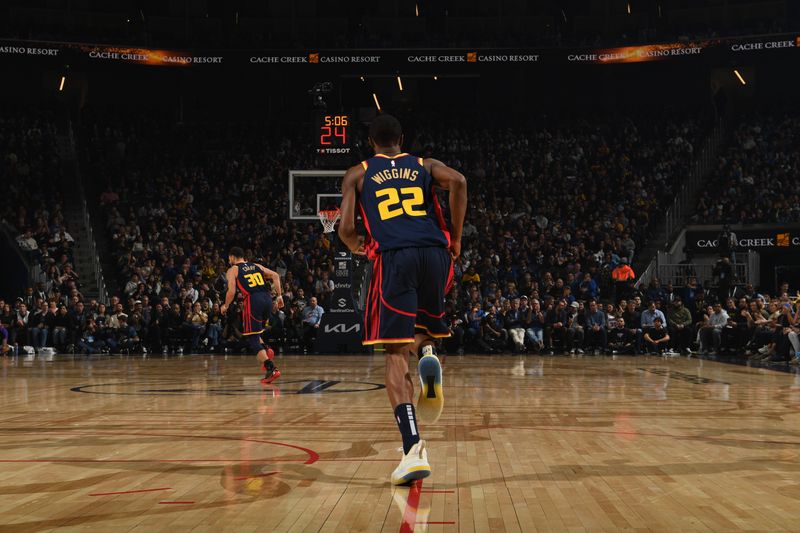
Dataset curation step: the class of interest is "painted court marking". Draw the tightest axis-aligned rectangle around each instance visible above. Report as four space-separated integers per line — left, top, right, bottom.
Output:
158 501 194 505
399 479 423 533
89 487 171 497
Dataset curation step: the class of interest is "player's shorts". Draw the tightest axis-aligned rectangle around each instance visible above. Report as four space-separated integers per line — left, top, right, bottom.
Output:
242 292 271 336
363 246 454 345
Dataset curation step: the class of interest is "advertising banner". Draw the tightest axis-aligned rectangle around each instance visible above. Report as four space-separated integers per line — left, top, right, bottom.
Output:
1 33 797 69
315 251 364 354
685 225 800 252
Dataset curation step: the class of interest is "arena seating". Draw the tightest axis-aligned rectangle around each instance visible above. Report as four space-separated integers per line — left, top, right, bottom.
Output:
3 110 798 363
691 109 800 225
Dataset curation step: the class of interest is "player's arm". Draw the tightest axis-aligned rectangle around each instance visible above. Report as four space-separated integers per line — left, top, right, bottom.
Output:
338 164 366 255
220 266 237 315
257 264 285 309
425 158 467 260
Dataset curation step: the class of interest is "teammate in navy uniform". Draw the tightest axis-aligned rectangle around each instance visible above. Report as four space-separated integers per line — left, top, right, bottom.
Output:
221 247 284 383
339 114 467 485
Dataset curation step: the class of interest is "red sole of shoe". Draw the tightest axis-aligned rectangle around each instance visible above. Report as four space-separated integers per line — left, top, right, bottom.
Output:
261 371 281 384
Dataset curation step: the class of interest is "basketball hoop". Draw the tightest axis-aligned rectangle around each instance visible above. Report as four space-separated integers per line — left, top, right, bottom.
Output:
318 208 341 233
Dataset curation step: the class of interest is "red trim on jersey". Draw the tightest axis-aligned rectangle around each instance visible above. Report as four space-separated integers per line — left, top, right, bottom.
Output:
430 183 451 248
381 295 416 317
366 255 382 341
417 308 445 319
445 257 454 295
358 201 380 260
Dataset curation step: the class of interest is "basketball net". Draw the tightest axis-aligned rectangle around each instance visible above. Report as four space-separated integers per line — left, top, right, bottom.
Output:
318 208 341 234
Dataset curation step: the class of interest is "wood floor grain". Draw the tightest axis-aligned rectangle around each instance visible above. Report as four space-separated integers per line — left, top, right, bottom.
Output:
1 353 799 532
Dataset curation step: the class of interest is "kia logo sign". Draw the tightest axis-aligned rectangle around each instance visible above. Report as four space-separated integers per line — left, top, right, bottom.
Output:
324 323 361 334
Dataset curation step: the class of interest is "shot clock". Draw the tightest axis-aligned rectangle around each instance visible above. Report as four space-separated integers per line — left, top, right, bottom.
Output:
316 114 352 155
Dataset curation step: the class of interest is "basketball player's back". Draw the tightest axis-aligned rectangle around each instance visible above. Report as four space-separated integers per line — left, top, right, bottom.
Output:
338 114 467 486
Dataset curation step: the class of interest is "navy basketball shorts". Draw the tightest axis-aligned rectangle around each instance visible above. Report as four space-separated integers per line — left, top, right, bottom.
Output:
363 246 454 345
242 293 271 336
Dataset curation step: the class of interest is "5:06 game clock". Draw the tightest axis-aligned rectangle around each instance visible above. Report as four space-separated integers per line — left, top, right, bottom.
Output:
316 114 352 155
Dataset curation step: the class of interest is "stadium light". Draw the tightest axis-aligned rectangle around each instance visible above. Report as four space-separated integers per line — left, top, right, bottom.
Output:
397 75 403 91
372 92 382 112
360 75 365 82
627 3 631 14
58 76 66 91
733 69 746 85
415 3 419 16
433 75 438 80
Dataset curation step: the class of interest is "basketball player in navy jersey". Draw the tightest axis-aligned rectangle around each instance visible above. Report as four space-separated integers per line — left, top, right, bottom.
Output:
221 247 283 383
339 114 467 485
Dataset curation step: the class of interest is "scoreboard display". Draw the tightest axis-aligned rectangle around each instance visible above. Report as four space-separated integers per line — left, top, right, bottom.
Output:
316 114 352 155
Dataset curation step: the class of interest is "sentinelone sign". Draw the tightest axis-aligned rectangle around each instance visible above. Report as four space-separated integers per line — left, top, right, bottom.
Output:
0 33 798 68
686 225 800 252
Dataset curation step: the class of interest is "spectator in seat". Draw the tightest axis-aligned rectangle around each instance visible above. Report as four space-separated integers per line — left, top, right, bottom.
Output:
481 305 507 353
465 304 486 348
641 301 667 335
16 230 38 252
77 318 104 355
566 301 585 355
722 298 751 354
0 304 14 333
314 271 334 308
52 305 70 349
584 300 608 355
187 302 208 352
504 298 526 352
0 322 8 355
115 315 141 353
644 318 671 355
608 317 637 355
525 298 545 352
578 273 599 301
544 299 568 354
28 301 50 351
667 298 693 355
206 303 223 350
302 296 324 353
11 303 30 346
645 278 666 304
700 302 729 355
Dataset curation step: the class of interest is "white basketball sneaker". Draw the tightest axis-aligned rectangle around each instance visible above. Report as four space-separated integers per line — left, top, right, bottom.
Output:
391 440 431 486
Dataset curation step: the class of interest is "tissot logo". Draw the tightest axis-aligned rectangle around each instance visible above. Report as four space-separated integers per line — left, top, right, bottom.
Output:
324 323 361 334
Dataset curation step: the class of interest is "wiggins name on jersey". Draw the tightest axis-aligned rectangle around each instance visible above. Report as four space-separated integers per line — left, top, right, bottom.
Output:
358 153 450 258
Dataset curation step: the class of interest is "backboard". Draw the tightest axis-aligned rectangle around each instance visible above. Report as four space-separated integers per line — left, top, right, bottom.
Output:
288 170 346 221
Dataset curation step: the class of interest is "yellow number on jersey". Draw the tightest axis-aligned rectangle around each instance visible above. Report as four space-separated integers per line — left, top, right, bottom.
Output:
244 272 265 287
376 186 426 221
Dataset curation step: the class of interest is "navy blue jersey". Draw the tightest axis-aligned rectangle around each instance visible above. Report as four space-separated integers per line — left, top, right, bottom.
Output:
234 262 269 296
358 153 450 258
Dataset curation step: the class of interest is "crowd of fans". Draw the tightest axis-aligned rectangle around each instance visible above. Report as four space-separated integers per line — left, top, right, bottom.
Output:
692 109 800 224
3 109 797 365
0 111 87 355
439 275 800 364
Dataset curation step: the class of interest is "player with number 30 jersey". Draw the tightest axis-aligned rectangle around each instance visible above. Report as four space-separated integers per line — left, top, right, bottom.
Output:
221 247 284 384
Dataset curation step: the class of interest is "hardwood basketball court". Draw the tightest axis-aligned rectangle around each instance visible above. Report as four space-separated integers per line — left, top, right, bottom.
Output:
1 353 799 532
